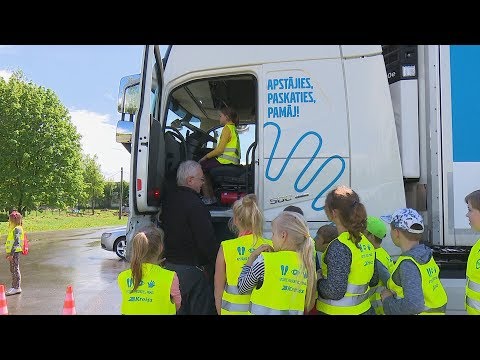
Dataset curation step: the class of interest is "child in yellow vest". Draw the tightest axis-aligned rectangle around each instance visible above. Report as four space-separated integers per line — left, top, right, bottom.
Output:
117 226 181 315
380 208 448 315
4 211 25 296
364 216 394 314
214 194 272 314
199 105 241 205
314 223 338 263
308 223 338 315
237 211 317 315
464 190 480 314
316 185 377 315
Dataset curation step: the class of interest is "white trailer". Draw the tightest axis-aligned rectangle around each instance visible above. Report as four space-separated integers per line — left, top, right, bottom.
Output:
116 45 479 314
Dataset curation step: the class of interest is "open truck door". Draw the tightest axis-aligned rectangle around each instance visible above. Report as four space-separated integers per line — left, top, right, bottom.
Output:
116 45 165 259
116 45 165 214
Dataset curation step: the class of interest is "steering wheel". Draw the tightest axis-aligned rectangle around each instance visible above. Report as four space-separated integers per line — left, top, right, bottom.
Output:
181 121 217 143
165 126 187 159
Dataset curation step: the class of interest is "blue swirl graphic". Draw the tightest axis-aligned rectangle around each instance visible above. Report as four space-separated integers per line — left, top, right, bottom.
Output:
264 121 346 211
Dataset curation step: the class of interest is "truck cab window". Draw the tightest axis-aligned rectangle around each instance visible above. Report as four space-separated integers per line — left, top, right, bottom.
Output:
162 74 257 207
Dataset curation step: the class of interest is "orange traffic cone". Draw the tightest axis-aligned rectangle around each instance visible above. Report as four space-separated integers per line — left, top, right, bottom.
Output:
0 284 8 315
62 285 76 315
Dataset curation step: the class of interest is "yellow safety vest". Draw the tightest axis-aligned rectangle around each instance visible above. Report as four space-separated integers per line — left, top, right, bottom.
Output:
5 225 24 254
387 255 447 315
217 124 241 165
221 234 272 315
369 247 394 315
465 238 480 314
249 251 306 315
316 232 374 315
118 263 176 315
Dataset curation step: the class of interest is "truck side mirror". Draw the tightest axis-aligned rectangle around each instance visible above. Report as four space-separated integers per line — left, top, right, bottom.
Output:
116 120 134 144
117 74 141 115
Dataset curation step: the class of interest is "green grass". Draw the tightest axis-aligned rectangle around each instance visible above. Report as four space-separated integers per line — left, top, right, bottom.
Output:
0 209 128 235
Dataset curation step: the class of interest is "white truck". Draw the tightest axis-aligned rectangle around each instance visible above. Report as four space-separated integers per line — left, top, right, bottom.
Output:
115 45 477 314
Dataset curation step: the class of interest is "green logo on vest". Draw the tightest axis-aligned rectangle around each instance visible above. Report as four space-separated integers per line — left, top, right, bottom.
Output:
237 246 245 256
126 278 144 288
359 244 371 251
426 266 437 277
281 265 289 276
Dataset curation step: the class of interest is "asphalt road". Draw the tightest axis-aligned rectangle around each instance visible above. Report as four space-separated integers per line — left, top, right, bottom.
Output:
0 226 128 315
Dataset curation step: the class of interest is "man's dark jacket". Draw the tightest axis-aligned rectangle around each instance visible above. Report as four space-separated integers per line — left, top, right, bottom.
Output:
161 186 218 267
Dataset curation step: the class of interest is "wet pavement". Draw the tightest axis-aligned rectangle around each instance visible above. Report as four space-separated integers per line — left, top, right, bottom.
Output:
0 227 467 315
0 226 129 315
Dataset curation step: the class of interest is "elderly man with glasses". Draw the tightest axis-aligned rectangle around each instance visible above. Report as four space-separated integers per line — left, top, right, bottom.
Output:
161 160 219 315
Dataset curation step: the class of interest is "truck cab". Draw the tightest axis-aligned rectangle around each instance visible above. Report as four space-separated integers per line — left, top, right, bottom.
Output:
116 45 406 262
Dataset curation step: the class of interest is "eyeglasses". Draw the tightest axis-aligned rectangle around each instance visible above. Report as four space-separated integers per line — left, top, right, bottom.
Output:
191 176 205 183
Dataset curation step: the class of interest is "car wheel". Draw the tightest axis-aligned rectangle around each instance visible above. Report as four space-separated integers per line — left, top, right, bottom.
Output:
114 237 127 259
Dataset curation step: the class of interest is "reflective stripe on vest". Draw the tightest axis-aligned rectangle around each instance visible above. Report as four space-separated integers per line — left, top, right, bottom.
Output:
346 283 368 294
422 304 447 314
387 255 447 315
4 226 24 254
369 248 393 315
317 291 370 306
368 285 386 315
466 278 480 313
249 303 303 315
467 278 480 292
249 251 307 315
217 124 240 165
316 232 374 314
466 297 480 310
368 285 386 297
218 153 240 164
370 298 383 310
222 299 250 312
465 239 480 314
221 235 272 315
224 284 251 295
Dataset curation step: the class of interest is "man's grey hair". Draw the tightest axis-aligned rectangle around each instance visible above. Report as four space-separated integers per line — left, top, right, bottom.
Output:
177 160 201 186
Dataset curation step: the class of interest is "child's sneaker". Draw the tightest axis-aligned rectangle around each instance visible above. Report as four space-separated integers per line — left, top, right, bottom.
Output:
5 287 21 296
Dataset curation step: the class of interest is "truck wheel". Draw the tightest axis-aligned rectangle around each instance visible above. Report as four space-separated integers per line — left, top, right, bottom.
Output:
114 237 127 259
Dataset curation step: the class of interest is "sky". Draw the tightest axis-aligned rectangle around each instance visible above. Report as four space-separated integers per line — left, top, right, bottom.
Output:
0 45 154 182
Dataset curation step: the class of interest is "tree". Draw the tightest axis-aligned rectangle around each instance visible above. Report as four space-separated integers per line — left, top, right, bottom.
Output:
81 154 105 214
0 71 84 213
121 180 129 207
102 180 129 209
103 181 117 208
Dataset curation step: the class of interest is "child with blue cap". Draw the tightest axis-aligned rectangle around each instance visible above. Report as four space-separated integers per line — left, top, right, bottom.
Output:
379 208 448 315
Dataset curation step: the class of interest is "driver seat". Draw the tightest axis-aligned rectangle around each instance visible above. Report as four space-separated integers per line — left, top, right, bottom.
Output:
209 142 256 197
209 164 246 189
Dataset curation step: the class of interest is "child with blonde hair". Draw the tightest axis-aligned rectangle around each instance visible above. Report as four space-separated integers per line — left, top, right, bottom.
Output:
117 226 181 315
214 194 272 314
464 190 480 314
4 211 25 296
237 211 317 315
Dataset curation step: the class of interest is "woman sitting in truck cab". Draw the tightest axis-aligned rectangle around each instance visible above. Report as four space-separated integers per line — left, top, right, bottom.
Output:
199 105 241 205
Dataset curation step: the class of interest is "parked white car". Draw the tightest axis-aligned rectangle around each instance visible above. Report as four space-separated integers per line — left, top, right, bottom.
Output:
101 227 127 259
